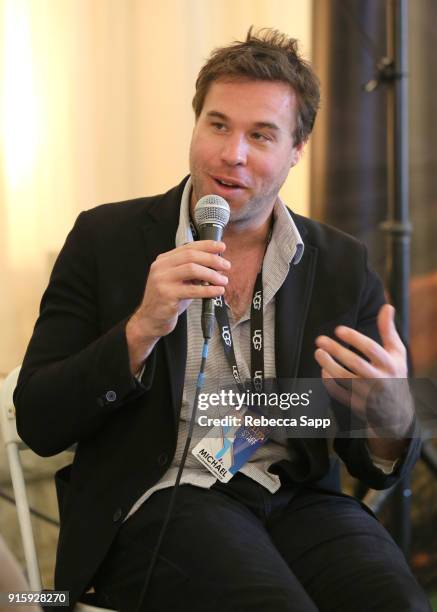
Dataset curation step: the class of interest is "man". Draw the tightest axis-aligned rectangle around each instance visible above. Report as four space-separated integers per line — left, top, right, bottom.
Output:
14 28 429 611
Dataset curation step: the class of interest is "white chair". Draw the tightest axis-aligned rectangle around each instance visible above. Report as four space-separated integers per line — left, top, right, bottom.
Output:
0 367 114 612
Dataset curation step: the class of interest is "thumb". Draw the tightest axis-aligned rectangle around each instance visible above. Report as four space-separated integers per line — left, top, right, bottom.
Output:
377 303 400 352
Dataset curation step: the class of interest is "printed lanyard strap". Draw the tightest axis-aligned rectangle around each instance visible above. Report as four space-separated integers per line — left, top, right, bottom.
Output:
213 271 264 394
189 218 266 394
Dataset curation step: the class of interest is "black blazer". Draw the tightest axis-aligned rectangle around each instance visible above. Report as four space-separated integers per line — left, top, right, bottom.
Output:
14 177 420 606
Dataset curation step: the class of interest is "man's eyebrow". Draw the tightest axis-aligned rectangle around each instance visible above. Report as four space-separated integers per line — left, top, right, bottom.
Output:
206 111 280 131
206 111 228 121
253 121 279 131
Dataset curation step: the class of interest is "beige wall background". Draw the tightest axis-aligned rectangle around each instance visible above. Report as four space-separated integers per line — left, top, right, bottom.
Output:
0 0 312 376
0 0 312 585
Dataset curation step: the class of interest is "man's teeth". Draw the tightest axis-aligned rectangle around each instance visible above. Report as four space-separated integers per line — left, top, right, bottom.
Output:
218 179 237 187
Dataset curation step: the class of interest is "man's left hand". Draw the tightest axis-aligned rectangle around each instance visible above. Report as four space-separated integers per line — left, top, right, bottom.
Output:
314 304 414 461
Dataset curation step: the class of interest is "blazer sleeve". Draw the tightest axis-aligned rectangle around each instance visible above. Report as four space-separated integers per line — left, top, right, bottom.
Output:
14 211 150 457
333 255 422 490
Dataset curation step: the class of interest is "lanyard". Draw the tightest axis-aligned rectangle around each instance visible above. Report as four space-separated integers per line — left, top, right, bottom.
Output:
190 219 266 395
213 272 264 395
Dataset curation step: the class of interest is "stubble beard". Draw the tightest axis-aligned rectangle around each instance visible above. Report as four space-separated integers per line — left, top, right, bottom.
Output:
226 192 276 229
190 170 278 229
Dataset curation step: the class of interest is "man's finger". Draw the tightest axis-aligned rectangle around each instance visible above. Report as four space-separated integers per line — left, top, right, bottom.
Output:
377 304 406 356
157 240 227 261
314 347 357 379
168 263 229 286
321 370 352 406
333 326 393 369
315 335 378 378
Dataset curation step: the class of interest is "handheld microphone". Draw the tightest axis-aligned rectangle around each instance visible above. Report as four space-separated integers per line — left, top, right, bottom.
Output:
194 195 230 339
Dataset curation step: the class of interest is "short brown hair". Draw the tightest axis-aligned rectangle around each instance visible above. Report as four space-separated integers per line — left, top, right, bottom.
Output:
192 27 320 146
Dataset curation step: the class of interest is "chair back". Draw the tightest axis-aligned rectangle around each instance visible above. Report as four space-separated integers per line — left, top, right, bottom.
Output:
0 366 42 591
0 367 114 612
0 366 22 447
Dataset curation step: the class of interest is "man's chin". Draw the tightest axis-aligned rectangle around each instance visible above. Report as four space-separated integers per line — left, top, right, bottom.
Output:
228 205 258 226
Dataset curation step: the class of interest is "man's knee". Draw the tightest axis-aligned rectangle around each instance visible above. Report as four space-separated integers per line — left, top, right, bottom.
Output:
372 574 431 612
316 564 431 612
211 583 318 612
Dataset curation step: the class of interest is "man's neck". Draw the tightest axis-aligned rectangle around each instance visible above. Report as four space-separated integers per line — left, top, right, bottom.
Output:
189 186 275 252
223 214 273 253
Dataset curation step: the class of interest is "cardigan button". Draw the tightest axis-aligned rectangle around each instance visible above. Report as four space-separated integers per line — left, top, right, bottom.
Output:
113 508 122 522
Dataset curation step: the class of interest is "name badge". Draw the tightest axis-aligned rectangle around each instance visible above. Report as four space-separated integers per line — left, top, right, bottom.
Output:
192 407 270 482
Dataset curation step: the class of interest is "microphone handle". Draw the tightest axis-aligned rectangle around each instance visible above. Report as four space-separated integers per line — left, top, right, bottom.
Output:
199 223 225 339
198 223 224 242
201 298 215 340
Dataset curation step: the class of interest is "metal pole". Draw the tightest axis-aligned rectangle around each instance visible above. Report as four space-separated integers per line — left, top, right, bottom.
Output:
380 0 412 557
381 0 411 338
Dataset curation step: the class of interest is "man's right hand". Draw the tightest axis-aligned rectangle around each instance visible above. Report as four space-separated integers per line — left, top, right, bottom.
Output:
125 240 230 374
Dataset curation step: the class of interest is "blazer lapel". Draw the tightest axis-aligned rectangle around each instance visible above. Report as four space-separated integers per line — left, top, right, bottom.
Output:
141 179 189 430
275 236 330 482
275 244 317 382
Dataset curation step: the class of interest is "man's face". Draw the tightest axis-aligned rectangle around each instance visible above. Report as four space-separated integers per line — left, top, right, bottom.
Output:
189 78 305 227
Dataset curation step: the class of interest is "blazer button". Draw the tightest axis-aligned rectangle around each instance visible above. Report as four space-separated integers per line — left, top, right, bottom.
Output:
105 390 117 402
157 453 168 466
113 508 122 522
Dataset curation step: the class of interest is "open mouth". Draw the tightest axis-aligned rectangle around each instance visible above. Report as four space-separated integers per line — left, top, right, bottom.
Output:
213 177 245 190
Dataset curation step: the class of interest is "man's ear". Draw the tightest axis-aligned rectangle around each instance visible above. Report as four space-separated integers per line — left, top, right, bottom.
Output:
290 140 306 167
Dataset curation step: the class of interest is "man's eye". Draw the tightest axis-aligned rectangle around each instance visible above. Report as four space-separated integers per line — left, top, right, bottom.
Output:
252 132 270 142
212 122 227 131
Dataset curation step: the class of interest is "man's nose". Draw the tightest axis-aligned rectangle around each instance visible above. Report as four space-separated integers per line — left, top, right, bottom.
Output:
220 134 248 166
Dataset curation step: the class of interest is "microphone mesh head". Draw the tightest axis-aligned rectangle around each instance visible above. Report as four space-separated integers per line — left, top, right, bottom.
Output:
194 195 230 228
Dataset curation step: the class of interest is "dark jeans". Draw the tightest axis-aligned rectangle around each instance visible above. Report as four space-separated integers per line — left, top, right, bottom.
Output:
93 473 430 612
